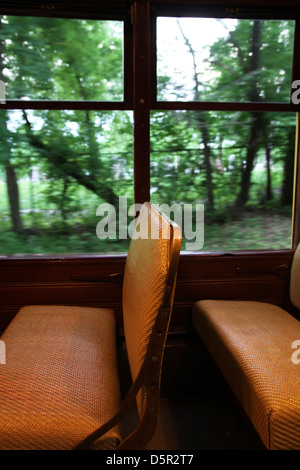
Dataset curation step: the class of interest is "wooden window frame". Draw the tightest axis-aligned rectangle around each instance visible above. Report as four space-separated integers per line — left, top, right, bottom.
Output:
148 2 300 250
0 0 299 256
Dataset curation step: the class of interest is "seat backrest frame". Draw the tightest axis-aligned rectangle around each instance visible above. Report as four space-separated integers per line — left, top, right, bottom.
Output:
74 202 181 450
290 242 300 310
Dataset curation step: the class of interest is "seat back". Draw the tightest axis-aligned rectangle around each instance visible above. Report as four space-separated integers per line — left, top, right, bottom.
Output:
290 242 300 309
120 202 181 448
74 202 181 450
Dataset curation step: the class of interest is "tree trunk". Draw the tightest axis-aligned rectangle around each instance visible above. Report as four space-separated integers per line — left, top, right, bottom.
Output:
0 21 23 233
281 126 296 206
265 142 272 201
5 165 23 233
22 110 119 207
235 20 263 208
236 112 263 207
177 20 214 212
197 112 214 212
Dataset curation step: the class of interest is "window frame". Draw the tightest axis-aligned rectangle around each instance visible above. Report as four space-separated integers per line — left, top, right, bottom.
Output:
148 2 300 252
0 0 299 261
0 2 135 259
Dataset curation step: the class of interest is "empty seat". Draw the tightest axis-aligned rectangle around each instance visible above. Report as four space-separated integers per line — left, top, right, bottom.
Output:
0 202 181 450
193 244 300 450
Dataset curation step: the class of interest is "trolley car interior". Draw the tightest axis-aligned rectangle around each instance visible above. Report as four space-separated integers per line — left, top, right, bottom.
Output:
0 0 300 451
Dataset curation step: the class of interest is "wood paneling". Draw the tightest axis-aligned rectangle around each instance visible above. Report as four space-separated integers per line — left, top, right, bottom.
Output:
0 250 294 332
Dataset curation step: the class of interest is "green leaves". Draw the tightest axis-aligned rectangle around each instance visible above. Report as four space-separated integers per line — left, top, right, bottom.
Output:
0 13 296 252
1 16 123 101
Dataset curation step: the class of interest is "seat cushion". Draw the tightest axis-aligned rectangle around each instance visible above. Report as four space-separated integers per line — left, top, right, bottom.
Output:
193 300 300 450
0 305 121 450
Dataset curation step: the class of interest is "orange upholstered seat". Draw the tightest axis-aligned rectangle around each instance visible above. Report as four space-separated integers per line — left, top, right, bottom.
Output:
0 202 181 450
193 244 300 450
0 305 121 450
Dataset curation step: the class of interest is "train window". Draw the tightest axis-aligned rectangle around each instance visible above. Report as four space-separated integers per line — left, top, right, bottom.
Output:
0 4 299 257
1 16 124 102
0 14 133 255
152 15 297 252
150 110 296 251
0 109 133 255
157 18 295 103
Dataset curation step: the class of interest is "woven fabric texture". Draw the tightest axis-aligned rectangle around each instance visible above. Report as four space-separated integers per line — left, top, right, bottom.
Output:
193 300 300 450
122 204 170 417
0 305 121 450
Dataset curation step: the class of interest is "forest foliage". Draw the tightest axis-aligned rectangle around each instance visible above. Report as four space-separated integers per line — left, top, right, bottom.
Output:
0 15 296 254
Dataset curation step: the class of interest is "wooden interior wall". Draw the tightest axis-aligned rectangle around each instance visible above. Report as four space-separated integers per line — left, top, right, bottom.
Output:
0 250 295 396
0 250 295 332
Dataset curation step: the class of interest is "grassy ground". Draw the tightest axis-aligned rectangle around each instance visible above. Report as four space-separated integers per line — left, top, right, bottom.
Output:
0 210 292 256
200 211 292 252
0 170 292 255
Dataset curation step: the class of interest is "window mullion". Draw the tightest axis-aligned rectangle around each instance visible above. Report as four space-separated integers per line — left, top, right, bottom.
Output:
2 101 129 111
291 21 300 247
133 0 151 205
123 17 134 108
152 102 297 112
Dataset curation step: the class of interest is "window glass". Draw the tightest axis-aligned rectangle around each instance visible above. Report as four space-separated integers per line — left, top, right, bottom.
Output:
0 109 133 255
157 17 295 102
0 15 124 101
150 110 296 251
